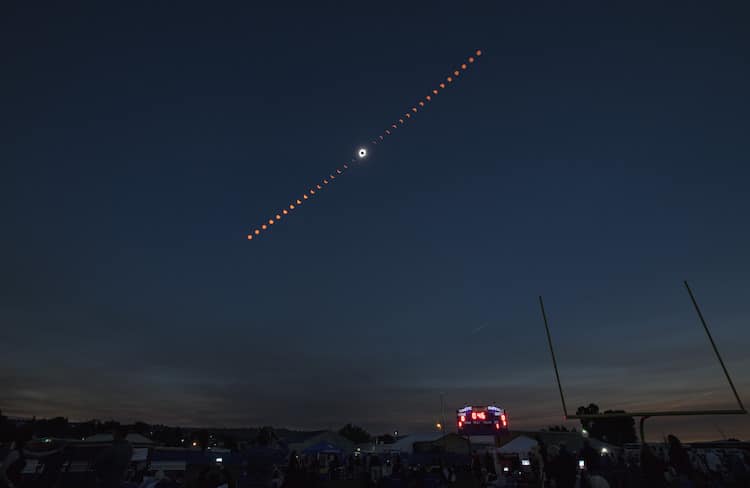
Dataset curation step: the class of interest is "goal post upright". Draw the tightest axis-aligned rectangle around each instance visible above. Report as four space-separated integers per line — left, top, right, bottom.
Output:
539 282 747 443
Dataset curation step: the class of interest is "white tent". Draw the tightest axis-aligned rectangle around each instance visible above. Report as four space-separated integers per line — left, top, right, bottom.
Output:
388 433 443 454
497 435 538 455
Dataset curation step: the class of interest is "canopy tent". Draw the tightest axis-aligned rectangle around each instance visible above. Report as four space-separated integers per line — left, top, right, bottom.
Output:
389 433 443 454
302 441 345 456
497 435 538 455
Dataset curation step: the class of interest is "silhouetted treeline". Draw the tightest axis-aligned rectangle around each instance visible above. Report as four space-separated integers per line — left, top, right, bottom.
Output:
0 410 240 449
576 403 638 445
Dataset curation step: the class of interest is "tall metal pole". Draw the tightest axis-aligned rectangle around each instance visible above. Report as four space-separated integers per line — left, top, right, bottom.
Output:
639 416 650 445
684 281 746 412
440 392 446 434
539 296 569 418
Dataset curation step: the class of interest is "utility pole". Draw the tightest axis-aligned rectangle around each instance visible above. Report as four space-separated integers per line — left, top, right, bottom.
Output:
440 392 446 434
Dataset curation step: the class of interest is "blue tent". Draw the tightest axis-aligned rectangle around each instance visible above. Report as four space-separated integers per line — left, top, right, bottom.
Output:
302 441 344 456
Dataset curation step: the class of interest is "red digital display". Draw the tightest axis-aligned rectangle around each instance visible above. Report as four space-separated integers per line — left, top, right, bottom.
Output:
471 410 487 421
457 406 509 435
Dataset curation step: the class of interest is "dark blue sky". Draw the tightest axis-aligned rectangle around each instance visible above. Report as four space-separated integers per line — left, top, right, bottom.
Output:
2 2 749 441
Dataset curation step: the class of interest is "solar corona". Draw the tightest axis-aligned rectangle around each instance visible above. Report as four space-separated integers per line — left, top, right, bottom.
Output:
247 49 484 241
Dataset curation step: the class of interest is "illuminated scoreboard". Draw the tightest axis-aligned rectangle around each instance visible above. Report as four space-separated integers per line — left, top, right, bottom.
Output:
456 405 508 435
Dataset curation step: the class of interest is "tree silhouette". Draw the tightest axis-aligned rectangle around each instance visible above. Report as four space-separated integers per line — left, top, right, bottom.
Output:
254 426 277 447
338 424 371 444
133 421 150 435
0 410 14 442
35 417 69 438
576 403 637 445
195 429 210 451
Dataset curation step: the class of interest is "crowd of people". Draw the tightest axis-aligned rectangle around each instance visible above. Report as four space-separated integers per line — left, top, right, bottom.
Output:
2 425 749 488
280 450 459 487
516 435 750 488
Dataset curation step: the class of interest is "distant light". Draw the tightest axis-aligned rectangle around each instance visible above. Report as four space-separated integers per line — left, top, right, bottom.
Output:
192 441 198 447
503 467 509 472
579 460 585 469
435 423 442 430
358 148 367 159
521 459 531 466
601 447 609 454
582 429 589 437
394 431 398 436
216 457 223 463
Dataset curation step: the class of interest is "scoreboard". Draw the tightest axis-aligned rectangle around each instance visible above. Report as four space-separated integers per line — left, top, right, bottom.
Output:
456 405 508 435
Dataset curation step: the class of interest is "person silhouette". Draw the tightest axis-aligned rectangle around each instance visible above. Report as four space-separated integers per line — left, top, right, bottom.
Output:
0 429 30 488
94 425 133 488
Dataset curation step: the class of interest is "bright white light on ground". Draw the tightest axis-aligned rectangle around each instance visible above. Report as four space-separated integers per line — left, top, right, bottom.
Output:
358 148 367 158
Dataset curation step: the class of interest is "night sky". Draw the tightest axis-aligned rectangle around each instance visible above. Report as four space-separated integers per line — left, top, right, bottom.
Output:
2 2 750 442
